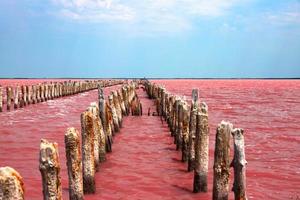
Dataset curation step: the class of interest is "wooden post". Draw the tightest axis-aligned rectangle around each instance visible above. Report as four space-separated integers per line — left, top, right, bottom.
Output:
14 86 20 109
176 101 183 150
22 85 27 106
81 111 96 194
181 103 190 162
193 102 209 193
36 85 41 103
0 86 2 112
231 128 248 200
65 127 84 200
39 139 62 200
26 85 31 104
32 85 36 104
188 104 198 171
212 121 233 200
109 95 119 133
87 104 101 171
0 166 25 200
6 87 12 111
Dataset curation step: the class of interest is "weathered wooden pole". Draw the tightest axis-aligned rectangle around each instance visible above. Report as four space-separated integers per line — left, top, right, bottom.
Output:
31 85 36 104
231 128 248 200
36 85 41 103
14 86 20 109
21 85 27 106
176 101 183 150
0 166 25 200
98 87 112 153
81 111 96 194
212 121 233 200
65 127 84 200
181 103 190 162
6 87 12 111
39 139 62 200
193 102 209 193
188 89 199 171
26 85 31 104
0 86 3 112
109 95 119 133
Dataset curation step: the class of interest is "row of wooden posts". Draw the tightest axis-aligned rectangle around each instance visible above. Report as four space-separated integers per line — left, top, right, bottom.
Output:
143 80 247 200
0 81 138 200
0 79 124 112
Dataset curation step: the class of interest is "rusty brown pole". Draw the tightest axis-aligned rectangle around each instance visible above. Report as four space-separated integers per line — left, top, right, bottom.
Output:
81 111 96 194
65 127 84 200
0 166 25 200
39 139 62 200
0 86 3 112
87 103 101 171
212 121 233 200
193 102 209 193
231 128 248 200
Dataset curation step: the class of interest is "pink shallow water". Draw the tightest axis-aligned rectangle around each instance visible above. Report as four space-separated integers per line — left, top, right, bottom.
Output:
0 79 300 200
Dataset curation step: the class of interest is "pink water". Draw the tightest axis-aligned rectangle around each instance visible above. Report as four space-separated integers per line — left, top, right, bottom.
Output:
0 79 299 199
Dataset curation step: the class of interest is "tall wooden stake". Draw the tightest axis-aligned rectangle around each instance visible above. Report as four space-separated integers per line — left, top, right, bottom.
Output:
39 139 62 200
0 166 25 200
231 128 248 200
193 102 209 193
65 127 84 200
212 121 232 200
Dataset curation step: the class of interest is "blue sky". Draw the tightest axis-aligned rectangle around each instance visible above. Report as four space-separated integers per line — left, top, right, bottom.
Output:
0 0 300 78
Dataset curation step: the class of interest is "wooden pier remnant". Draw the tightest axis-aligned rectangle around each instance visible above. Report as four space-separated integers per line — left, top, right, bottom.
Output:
0 86 2 112
39 139 62 200
14 86 20 109
0 166 25 200
188 89 198 171
181 102 190 162
231 128 248 200
193 102 209 193
6 87 12 111
213 121 233 200
65 127 84 200
81 111 96 194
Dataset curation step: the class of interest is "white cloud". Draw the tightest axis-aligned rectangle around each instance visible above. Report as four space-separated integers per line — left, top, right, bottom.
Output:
51 0 243 33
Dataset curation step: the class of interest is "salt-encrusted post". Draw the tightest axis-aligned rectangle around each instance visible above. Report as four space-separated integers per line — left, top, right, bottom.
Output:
231 128 248 200
176 101 183 150
36 85 41 103
0 86 3 112
14 86 20 109
6 87 12 111
188 89 198 171
21 85 27 106
212 121 233 200
181 103 190 162
39 139 62 200
26 85 31 104
81 111 96 194
0 166 25 200
31 85 36 104
193 102 209 193
65 127 84 200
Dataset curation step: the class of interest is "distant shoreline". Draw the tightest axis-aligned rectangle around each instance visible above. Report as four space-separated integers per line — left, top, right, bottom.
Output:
0 77 299 80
